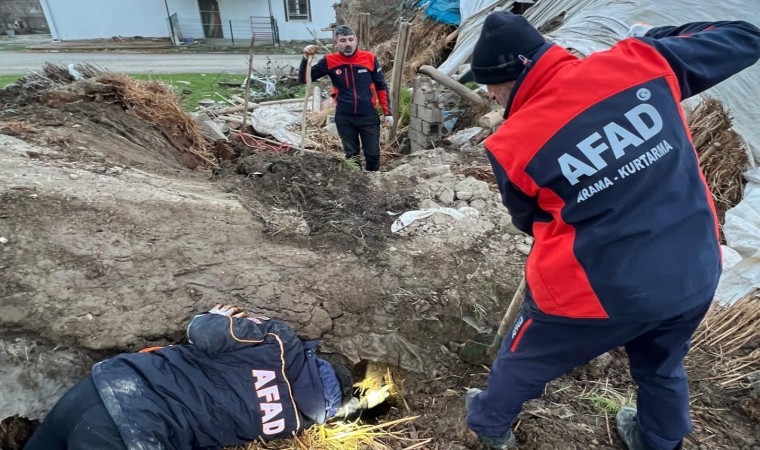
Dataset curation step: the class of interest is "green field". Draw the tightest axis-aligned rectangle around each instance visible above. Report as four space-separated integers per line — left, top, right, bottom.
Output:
130 73 249 110
0 75 21 87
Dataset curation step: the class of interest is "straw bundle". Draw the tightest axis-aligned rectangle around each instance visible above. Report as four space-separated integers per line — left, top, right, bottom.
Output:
689 292 760 391
97 73 214 167
689 98 749 226
372 14 455 81
241 416 429 450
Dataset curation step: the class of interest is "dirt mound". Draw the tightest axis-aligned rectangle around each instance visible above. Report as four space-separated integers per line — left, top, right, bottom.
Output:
0 64 212 171
218 143 417 253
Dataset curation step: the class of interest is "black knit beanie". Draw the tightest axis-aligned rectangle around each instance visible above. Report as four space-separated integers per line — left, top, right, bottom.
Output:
471 11 546 84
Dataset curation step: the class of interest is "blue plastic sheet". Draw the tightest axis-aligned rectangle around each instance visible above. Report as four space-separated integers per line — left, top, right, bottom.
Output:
424 0 462 25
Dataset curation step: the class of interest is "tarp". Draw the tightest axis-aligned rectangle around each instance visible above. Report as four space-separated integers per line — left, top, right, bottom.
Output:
424 0 462 25
717 168 760 304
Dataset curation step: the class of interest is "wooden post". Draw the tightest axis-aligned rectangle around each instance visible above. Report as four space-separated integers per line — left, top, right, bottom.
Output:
357 12 371 49
418 65 487 106
311 86 322 113
300 54 314 149
241 35 256 131
387 22 411 143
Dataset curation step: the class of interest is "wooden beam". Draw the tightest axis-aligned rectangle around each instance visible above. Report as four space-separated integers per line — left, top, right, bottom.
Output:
418 65 487 106
387 21 411 143
357 12 371 49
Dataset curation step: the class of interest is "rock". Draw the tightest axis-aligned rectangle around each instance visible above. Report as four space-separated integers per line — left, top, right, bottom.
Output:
458 207 480 218
418 199 441 209
437 188 455 205
430 212 453 225
195 116 228 141
470 199 487 210
107 166 124 175
418 165 452 179
0 237 7 244
502 221 524 235
525 236 535 245
69 173 80 180
516 244 531 255
454 177 491 201
198 98 216 107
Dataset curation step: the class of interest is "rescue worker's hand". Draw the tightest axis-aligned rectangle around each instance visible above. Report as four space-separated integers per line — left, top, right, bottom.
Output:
383 115 394 127
303 45 318 57
360 385 391 409
209 304 246 317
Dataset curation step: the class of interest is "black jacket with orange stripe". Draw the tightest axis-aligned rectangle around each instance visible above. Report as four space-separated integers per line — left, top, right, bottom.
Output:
92 314 330 449
486 21 760 324
299 49 390 116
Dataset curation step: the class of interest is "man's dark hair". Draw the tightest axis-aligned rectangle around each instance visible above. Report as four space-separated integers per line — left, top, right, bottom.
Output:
328 360 354 404
334 25 356 38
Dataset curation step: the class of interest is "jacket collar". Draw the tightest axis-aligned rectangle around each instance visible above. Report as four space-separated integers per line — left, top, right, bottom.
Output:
504 43 577 117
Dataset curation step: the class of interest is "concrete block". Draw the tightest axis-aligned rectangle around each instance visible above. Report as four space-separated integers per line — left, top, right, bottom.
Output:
417 106 443 123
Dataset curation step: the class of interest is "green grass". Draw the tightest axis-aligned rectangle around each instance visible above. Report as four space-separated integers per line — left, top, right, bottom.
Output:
0 75 21 88
0 71 305 111
131 73 306 111
130 73 248 111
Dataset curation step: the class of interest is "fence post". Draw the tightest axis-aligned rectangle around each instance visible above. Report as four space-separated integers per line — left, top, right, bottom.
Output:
229 20 235 46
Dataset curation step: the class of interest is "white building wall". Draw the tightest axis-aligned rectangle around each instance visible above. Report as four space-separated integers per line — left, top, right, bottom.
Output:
274 1 334 41
40 0 169 41
40 0 333 42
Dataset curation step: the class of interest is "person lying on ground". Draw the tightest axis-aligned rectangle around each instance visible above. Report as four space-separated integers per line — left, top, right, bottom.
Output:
25 304 389 450
464 12 760 450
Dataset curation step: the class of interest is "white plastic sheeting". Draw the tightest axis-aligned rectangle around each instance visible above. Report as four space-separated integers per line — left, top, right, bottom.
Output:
717 169 760 304
436 0 516 77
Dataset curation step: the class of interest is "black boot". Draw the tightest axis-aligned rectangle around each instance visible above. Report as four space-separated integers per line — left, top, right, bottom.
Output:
617 407 654 450
465 388 516 449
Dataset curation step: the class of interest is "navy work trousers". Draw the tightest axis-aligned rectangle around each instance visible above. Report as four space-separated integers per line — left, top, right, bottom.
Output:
25 375 126 450
335 112 381 171
467 300 711 450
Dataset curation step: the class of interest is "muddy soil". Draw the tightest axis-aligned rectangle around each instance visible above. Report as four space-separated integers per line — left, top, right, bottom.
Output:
1 77 758 450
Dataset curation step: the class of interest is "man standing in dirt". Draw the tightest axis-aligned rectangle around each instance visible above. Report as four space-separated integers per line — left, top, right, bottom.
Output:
463 12 760 450
299 25 393 171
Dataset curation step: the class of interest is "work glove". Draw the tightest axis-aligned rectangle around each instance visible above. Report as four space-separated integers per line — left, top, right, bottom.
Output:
626 23 653 38
465 388 516 449
360 385 391 409
209 304 245 317
383 115 394 127
303 44 318 57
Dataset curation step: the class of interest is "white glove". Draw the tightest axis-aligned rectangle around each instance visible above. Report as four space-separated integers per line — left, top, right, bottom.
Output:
626 23 653 38
384 115 394 127
303 44 318 57
360 385 391 409
209 304 245 317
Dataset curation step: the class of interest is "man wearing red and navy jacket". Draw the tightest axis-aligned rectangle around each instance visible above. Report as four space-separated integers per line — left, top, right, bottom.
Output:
463 12 760 450
300 25 392 171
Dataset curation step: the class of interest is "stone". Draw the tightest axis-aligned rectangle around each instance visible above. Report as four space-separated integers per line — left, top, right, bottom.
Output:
470 199 487 210
0 237 7 244
454 177 491 201
69 173 79 180
437 188 455 205
516 243 531 255
430 213 453 225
